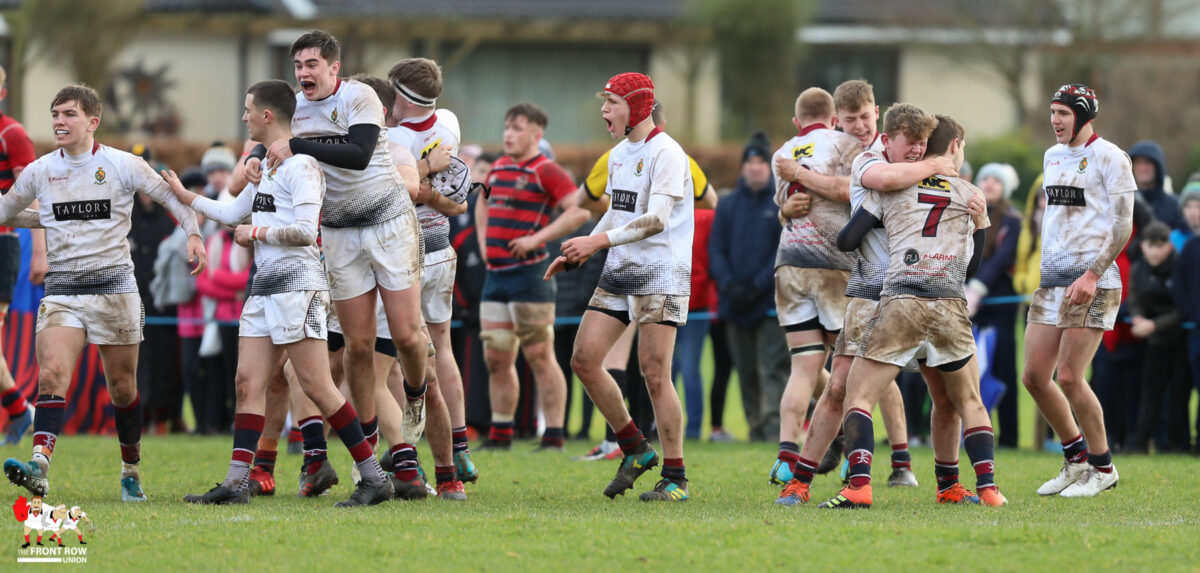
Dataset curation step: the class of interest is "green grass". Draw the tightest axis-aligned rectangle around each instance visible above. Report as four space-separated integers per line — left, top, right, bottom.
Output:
5 435 1200 571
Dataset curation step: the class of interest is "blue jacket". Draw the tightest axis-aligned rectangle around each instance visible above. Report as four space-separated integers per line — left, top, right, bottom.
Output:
974 205 1023 319
1170 236 1200 325
709 176 781 325
1128 140 1181 229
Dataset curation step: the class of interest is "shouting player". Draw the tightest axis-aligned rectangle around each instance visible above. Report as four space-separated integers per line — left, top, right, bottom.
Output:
825 113 1004 509
1024 84 1133 497
245 31 430 496
177 79 392 506
0 84 207 502
548 72 693 501
477 103 588 451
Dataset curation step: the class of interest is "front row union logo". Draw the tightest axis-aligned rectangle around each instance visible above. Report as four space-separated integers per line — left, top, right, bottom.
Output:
13 496 92 564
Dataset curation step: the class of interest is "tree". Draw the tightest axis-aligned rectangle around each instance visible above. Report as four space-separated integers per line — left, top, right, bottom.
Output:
4 0 145 130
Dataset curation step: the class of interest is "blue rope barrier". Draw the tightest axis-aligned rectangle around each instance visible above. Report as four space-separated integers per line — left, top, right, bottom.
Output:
142 301 1197 331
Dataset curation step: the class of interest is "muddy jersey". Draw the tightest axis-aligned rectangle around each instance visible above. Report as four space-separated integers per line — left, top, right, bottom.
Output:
291 79 410 228
194 155 328 296
845 149 891 300
1040 135 1135 290
4 143 198 296
862 175 989 299
598 127 694 296
388 109 461 264
772 124 861 271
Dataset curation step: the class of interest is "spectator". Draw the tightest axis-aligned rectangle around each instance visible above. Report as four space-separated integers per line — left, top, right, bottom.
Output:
1129 140 1182 229
1091 196 1156 453
1169 220 1200 454
707 309 735 442
130 145 184 433
547 218 606 438
1169 182 1200 250
672 208 716 440
200 144 236 199
195 218 249 435
968 163 1023 447
1012 174 1045 298
1128 222 1191 453
709 132 788 442
152 168 208 432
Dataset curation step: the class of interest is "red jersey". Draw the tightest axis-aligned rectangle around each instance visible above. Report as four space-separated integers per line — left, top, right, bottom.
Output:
484 153 575 270
690 208 715 310
0 112 35 234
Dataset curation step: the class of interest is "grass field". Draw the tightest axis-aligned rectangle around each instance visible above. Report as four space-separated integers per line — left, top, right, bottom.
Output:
3 434 1199 571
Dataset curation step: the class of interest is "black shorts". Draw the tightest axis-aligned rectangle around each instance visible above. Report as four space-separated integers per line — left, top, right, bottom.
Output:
0 234 20 304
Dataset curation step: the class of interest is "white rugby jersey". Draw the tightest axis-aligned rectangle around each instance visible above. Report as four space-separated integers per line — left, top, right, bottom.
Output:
771 124 861 271
1040 135 1136 289
862 174 989 300
597 128 693 296
192 155 329 296
291 79 410 228
845 149 891 300
388 109 461 264
0 143 200 296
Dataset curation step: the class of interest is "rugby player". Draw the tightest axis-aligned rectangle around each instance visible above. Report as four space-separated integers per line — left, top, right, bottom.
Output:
768 87 862 493
384 59 478 488
823 113 1004 509
0 84 207 502
548 72 693 501
1024 84 1133 497
477 103 588 451
176 79 392 506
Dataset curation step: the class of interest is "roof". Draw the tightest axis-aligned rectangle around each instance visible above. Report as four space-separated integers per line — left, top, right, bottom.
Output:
813 0 1066 29
307 0 684 20
143 0 278 12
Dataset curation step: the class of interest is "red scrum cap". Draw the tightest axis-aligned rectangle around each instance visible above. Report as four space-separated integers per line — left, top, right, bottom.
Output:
603 73 655 135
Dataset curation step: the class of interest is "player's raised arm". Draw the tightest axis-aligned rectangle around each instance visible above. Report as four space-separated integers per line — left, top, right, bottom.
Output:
861 153 957 192
164 168 254 228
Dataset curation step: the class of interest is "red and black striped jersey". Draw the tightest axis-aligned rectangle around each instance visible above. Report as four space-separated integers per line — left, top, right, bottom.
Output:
483 154 575 270
0 113 35 234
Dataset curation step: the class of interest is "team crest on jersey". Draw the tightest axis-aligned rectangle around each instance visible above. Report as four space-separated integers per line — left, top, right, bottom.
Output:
515 175 529 189
918 177 950 191
330 109 338 124
793 143 814 159
94 167 106 185
635 159 644 176
266 167 277 181
1077 158 1088 174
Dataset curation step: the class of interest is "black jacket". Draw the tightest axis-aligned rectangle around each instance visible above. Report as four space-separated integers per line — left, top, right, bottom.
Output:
1129 250 1182 347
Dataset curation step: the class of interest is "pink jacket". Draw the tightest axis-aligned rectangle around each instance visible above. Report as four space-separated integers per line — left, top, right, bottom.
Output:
195 230 249 323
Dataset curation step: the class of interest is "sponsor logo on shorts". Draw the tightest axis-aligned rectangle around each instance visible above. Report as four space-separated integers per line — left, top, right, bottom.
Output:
1045 185 1086 207
611 189 637 212
903 249 920 266
252 193 276 213
52 200 111 221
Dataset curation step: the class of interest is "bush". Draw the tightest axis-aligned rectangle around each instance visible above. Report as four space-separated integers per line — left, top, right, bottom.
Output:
966 130 1044 210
